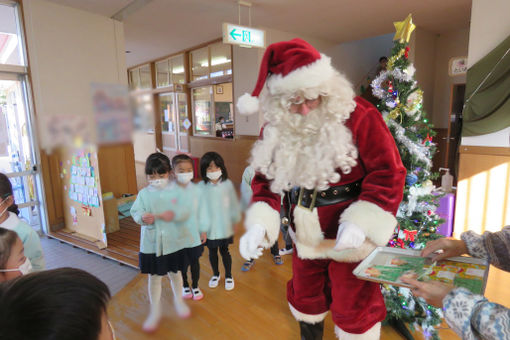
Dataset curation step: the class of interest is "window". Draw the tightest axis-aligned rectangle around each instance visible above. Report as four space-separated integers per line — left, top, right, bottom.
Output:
139 65 152 88
190 43 232 81
159 93 175 133
213 82 233 138
0 3 25 66
192 86 213 136
156 60 169 88
191 47 208 81
170 55 185 84
210 43 231 78
128 64 152 90
155 55 185 88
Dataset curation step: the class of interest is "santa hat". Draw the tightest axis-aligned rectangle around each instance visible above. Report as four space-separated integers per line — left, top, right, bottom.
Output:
236 38 336 115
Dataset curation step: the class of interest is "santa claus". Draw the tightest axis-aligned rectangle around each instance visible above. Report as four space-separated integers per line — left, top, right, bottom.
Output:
237 39 406 339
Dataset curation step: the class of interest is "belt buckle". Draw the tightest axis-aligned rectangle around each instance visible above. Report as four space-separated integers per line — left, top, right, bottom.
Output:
297 187 318 212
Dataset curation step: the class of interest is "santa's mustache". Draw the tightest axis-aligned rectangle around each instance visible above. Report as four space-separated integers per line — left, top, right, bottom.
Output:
280 109 324 134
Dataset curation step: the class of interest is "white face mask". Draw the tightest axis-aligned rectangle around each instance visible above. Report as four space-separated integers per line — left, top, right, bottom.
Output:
176 172 194 185
0 257 33 275
148 178 168 189
207 170 222 181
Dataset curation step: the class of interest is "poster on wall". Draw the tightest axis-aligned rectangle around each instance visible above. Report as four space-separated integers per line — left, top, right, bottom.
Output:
449 57 468 76
91 83 133 145
68 150 101 208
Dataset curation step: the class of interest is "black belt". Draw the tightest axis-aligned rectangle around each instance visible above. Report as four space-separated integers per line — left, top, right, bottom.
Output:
286 180 362 210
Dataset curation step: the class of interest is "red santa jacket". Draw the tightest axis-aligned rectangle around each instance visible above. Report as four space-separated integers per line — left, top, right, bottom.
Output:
245 97 406 262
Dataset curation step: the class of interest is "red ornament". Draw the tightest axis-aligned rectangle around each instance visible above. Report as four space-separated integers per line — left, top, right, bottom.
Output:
427 210 432 216
403 229 418 242
422 133 433 146
405 46 410 59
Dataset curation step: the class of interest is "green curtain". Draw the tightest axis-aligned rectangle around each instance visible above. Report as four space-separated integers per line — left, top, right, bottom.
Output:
462 34 510 137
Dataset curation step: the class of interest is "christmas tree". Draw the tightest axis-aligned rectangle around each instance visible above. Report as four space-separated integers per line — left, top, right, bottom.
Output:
371 14 445 340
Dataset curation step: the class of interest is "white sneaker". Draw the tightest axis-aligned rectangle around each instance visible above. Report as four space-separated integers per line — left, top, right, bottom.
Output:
142 304 161 333
174 301 191 319
182 287 192 299
208 275 220 288
225 277 234 291
192 287 204 301
279 247 293 256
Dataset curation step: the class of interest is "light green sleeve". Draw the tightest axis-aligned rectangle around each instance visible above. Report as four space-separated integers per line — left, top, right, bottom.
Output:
198 189 210 233
23 227 45 271
228 180 241 224
130 191 147 225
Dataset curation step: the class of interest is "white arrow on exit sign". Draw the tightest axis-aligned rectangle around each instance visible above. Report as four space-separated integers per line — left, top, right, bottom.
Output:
222 23 265 48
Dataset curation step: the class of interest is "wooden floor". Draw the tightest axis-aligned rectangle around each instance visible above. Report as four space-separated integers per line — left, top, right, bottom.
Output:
107 229 510 340
107 217 141 265
47 216 140 268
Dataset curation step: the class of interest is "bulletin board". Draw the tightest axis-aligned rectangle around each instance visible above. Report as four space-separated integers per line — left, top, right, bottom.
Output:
58 146 107 249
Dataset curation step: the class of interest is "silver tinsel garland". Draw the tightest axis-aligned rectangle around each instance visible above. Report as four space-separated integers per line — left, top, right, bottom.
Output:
387 120 432 168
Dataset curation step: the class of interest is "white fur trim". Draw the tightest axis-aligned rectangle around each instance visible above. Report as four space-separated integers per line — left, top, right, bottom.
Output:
335 322 381 340
288 303 328 323
236 93 260 115
340 200 397 247
295 239 376 262
244 202 280 248
294 206 323 246
267 54 335 95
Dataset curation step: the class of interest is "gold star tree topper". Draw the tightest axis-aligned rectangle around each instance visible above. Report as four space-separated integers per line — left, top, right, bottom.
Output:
393 14 416 43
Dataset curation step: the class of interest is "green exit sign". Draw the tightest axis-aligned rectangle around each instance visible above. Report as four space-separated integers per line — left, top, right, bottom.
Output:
222 23 265 48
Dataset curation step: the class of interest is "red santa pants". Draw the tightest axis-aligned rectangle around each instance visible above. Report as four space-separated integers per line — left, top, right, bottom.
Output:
287 250 386 334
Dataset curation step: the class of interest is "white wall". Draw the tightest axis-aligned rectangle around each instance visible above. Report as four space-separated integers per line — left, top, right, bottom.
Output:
432 28 470 128
23 0 128 150
462 0 510 146
410 28 437 120
326 34 393 89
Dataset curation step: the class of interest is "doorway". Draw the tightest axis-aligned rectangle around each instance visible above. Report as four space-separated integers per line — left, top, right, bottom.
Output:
0 76 46 233
445 83 465 183
159 91 189 156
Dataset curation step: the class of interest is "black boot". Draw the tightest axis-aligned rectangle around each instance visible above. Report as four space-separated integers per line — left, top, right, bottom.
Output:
299 321 324 340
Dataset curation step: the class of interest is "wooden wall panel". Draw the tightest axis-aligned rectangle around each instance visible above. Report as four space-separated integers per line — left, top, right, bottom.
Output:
454 146 510 237
97 143 138 198
40 149 64 230
189 136 257 187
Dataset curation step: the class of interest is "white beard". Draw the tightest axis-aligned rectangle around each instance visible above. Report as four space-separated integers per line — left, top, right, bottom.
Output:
251 93 358 194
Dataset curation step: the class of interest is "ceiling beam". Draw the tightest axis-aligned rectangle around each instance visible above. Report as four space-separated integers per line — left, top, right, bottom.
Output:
111 0 154 21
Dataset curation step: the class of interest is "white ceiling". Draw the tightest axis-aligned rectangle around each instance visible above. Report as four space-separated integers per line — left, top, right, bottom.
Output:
48 0 472 67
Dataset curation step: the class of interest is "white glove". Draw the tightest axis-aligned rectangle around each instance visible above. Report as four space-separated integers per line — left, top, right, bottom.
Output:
239 224 266 260
334 221 365 251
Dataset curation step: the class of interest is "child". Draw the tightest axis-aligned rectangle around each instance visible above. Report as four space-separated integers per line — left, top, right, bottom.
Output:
199 152 241 291
0 227 31 282
172 154 208 301
130 152 190 332
0 173 44 271
239 165 283 272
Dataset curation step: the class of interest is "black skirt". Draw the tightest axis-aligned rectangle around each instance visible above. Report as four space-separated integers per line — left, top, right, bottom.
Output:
206 236 234 248
183 244 205 263
139 249 185 275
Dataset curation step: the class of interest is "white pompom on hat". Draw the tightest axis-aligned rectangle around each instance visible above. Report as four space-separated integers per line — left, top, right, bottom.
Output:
236 38 336 115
